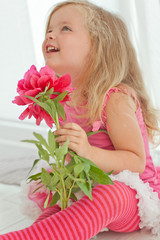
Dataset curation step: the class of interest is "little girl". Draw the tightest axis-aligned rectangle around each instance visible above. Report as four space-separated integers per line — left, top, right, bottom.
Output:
1 0 160 239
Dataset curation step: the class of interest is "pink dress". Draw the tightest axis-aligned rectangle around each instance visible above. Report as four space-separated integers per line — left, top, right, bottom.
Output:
62 88 160 199
21 87 160 235
60 87 160 233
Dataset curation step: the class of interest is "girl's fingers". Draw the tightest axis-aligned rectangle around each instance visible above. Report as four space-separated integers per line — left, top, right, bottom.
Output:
53 123 89 156
56 137 79 153
68 142 79 152
62 122 81 130
54 123 84 137
56 135 79 144
54 128 80 137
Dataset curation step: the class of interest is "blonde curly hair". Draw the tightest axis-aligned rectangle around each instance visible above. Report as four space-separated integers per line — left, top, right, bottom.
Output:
45 0 160 144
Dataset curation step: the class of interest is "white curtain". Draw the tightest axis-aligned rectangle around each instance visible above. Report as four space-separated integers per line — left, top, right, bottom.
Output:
0 0 160 122
94 0 160 109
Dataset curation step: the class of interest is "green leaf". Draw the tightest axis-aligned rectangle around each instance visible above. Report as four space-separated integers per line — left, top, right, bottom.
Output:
86 129 108 137
64 176 72 189
74 164 84 177
56 102 66 121
44 84 50 92
45 99 57 121
36 143 49 162
51 164 59 174
24 96 52 116
70 193 78 201
49 191 60 207
76 181 92 200
35 84 51 98
49 185 56 192
33 132 49 150
73 153 97 167
89 165 114 185
35 92 46 99
86 171 92 193
46 87 54 96
53 91 68 102
59 167 67 176
48 130 56 156
106 170 114 175
52 91 60 95
44 192 50 208
51 173 60 186
21 139 39 144
57 181 62 189
32 185 42 194
61 170 85 183
83 164 90 173
65 156 75 169
74 156 81 164
71 186 81 193
55 140 69 162
41 168 51 187
27 172 41 182
28 159 41 175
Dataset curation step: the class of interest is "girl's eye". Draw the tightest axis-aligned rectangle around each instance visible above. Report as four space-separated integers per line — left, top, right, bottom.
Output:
47 30 52 33
62 26 71 31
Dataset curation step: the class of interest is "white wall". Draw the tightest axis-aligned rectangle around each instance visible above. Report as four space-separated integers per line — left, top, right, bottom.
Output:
0 0 36 121
0 0 44 160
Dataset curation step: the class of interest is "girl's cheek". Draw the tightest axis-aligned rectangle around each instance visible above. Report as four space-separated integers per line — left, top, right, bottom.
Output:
42 40 46 55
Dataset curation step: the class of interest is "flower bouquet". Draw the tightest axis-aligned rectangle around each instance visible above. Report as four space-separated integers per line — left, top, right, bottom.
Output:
13 65 113 210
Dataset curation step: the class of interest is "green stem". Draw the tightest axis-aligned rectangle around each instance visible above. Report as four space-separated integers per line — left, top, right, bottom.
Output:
60 188 64 210
55 111 60 129
67 180 75 201
60 175 68 210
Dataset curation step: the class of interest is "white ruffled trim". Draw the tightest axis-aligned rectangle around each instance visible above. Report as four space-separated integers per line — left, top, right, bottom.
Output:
20 160 50 220
110 170 160 237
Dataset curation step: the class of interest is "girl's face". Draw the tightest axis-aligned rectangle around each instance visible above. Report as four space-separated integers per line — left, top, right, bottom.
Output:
42 5 91 86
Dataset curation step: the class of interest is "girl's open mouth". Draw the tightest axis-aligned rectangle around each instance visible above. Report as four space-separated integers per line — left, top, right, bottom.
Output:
46 45 60 53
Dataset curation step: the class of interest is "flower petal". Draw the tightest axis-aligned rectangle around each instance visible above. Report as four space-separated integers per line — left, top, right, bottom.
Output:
30 75 39 88
38 75 54 91
92 120 102 131
39 65 56 79
14 65 74 127
12 96 32 105
42 111 54 128
19 107 30 120
24 88 41 97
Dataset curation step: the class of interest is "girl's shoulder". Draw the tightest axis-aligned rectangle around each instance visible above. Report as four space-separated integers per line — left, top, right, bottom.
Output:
104 84 139 114
100 84 141 131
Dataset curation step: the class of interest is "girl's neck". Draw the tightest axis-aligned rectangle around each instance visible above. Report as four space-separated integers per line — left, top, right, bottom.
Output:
66 94 87 108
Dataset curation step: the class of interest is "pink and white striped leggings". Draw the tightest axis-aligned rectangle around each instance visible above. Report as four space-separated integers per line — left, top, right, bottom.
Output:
0 181 140 240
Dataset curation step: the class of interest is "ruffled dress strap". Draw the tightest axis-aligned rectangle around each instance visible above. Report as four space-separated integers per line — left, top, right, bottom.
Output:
101 86 140 131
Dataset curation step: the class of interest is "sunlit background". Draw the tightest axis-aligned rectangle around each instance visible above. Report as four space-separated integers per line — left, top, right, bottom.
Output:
0 0 160 159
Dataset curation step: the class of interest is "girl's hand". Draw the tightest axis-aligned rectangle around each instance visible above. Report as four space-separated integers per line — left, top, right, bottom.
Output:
54 123 92 159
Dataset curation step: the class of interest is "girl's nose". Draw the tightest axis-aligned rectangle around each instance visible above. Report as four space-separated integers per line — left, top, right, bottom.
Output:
46 32 56 40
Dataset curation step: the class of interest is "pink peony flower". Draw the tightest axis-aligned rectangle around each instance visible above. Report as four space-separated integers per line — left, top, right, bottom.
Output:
12 65 74 128
28 180 53 211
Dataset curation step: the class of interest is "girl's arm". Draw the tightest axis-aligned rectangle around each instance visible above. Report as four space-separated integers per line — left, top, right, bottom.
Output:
54 92 146 174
